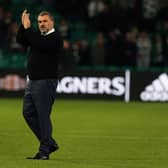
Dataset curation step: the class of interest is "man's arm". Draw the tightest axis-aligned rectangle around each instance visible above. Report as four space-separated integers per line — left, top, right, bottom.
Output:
16 10 31 46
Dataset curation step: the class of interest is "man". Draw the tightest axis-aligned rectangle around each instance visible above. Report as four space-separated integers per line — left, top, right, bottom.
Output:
16 10 63 160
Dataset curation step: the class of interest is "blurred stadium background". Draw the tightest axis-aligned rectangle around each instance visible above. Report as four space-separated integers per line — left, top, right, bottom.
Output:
0 0 168 101
0 0 168 167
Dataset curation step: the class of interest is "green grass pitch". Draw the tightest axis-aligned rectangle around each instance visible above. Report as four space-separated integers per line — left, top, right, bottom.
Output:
0 98 168 168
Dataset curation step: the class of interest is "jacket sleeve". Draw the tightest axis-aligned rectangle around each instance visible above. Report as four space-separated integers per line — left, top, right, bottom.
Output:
16 25 31 46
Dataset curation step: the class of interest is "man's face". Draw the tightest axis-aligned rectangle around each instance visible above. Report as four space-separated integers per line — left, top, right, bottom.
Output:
38 15 54 33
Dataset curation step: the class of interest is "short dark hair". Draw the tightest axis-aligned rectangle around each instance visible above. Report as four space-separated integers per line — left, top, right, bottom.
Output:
38 11 54 21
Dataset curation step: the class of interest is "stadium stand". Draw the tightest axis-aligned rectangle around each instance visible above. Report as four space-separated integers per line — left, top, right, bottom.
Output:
0 0 168 70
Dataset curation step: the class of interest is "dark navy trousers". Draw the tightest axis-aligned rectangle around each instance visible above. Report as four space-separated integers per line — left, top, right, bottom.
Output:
23 79 58 154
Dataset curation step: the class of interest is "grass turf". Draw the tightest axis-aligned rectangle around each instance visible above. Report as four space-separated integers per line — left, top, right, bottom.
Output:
0 98 168 168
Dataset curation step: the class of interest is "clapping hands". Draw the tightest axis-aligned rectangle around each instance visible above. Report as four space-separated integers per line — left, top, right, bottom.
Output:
22 10 31 29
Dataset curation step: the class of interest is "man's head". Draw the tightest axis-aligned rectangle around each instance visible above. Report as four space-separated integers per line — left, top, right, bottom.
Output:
38 11 54 34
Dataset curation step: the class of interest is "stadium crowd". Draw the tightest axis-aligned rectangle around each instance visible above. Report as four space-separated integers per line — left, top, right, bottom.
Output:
0 0 168 70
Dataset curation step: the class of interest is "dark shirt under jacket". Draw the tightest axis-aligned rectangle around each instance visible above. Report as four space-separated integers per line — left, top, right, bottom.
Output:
16 25 63 80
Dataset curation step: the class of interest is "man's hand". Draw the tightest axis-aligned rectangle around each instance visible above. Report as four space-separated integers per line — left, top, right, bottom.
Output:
22 10 31 29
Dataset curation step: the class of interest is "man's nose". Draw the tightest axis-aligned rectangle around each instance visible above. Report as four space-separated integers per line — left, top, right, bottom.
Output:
40 24 45 27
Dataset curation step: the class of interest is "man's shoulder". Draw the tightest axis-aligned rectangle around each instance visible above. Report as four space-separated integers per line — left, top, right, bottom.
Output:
49 29 62 39
53 29 61 36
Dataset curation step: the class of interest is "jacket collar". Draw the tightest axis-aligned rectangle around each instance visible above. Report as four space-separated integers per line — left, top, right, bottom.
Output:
41 28 55 36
